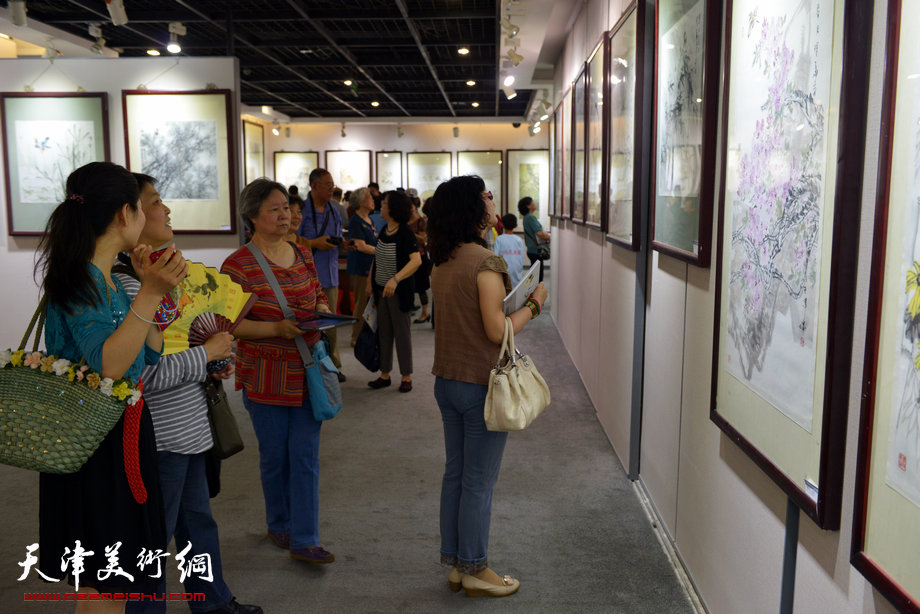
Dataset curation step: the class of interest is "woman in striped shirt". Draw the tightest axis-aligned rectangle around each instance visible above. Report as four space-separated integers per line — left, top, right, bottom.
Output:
221 179 335 566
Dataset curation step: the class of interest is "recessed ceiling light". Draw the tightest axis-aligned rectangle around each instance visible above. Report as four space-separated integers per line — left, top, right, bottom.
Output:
458 47 470 55
344 79 353 86
466 80 476 86
471 102 480 108
371 101 380 107
146 49 160 56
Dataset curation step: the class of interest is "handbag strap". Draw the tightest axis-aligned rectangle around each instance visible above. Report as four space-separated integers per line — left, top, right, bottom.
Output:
495 316 514 367
19 295 49 352
245 242 315 370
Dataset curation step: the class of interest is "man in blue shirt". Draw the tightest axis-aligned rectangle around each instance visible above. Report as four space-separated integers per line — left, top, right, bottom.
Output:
297 168 346 379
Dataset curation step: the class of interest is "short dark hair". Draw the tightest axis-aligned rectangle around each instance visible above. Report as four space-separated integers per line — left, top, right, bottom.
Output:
133 172 157 191
517 196 534 216
384 190 413 224
501 213 518 230
239 178 289 232
309 168 331 185
368 182 380 190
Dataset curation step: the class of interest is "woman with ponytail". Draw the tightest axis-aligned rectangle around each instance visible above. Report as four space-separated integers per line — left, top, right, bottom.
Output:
35 161 188 611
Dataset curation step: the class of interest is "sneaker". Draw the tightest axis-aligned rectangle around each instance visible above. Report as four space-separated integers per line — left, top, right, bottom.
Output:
267 530 290 550
290 546 335 565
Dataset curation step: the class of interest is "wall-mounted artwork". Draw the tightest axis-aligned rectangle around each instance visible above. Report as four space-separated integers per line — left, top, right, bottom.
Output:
123 90 235 233
242 121 264 186
375 151 402 192
325 150 371 192
458 150 503 213
1 93 109 235
561 90 573 220
854 0 920 609
552 98 565 219
274 151 319 196
606 6 643 250
651 0 721 265
571 66 587 223
507 150 550 231
711 0 870 530
407 152 452 201
585 38 606 229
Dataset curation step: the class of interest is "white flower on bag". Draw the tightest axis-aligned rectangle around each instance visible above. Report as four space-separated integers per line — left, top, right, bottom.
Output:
51 358 71 375
0 349 10 368
99 377 115 396
128 389 142 405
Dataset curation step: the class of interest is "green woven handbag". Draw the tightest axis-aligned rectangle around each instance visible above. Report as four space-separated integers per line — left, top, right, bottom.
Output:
0 297 134 474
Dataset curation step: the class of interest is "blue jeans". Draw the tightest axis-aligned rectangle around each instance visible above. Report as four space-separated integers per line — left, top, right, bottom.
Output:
435 377 508 574
242 391 323 549
126 451 233 614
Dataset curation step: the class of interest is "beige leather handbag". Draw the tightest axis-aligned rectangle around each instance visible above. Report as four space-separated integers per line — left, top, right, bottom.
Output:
484 317 551 431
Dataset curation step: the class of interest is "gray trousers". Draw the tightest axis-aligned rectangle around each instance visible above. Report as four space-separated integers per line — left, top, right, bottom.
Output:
377 294 413 376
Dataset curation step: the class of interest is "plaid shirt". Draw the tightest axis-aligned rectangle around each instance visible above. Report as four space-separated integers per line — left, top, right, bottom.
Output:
221 243 328 406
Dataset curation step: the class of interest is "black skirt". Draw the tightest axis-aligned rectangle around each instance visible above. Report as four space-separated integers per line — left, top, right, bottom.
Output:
38 405 166 592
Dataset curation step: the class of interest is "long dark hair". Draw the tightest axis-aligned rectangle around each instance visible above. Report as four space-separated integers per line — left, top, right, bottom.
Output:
37 162 140 312
426 175 487 265
384 190 413 224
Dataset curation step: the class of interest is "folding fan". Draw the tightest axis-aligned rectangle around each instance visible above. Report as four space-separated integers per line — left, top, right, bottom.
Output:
161 262 256 358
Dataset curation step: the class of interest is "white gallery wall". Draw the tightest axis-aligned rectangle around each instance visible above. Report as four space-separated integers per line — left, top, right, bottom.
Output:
550 0 900 613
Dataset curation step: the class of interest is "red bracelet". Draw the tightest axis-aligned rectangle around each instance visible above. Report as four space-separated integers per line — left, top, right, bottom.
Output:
531 295 543 311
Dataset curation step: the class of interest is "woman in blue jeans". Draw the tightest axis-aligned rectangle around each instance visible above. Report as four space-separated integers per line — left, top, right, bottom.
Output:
427 175 547 598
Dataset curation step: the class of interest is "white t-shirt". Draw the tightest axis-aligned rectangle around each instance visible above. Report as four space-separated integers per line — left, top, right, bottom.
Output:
493 233 526 287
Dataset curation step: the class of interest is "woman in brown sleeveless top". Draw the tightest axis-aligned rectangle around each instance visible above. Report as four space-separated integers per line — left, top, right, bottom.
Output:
427 175 548 598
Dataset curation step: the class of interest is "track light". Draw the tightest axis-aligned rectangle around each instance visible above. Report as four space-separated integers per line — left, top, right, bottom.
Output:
453 126 459 138
506 48 523 67
503 75 515 87
167 33 181 54
90 37 106 54
341 123 347 138
106 0 128 26
167 22 185 54
10 0 27 27
272 122 280 136
397 124 404 138
500 18 520 38
501 82 517 100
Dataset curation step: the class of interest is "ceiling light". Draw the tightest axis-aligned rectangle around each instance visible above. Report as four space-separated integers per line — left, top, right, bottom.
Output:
501 82 517 100
371 101 379 107
90 37 106 54
0 33 11 40
167 34 181 54
540 113 549 121
397 124 404 138
458 47 469 55
10 1 27 27
532 125 541 134
341 122 347 138
503 75 515 87
344 79 353 86
261 105 272 115
453 126 459 138
106 0 129 26
471 102 480 108
88 24 102 38
167 21 185 54
146 48 160 56
534 121 541 128
506 48 523 67
466 80 476 86
500 18 520 38
271 122 280 136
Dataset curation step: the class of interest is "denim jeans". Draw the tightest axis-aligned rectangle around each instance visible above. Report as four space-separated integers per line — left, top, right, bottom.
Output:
242 391 323 549
126 451 234 614
435 377 508 574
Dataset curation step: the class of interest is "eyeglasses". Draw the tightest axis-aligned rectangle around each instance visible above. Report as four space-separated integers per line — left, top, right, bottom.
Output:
483 191 493 201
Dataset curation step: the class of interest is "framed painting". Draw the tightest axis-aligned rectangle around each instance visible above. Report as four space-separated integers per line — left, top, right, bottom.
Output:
552 101 564 219
242 120 264 186
711 0 871 529
606 4 644 250
1 92 109 235
507 150 550 231
853 0 920 610
560 90 573 220
570 65 587 223
274 151 319 196
123 90 236 233
376 151 402 192
458 150 503 214
407 152 452 201
585 37 607 229
650 0 721 265
325 149 371 192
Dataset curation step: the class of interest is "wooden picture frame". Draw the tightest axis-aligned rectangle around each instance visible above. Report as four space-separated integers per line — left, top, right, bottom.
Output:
274 151 319 196
585 37 607 230
853 0 920 609
507 149 550 230
650 0 721 265
242 120 264 186
570 66 587 223
375 151 402 192
1 92 109 235
458 150 504 214
407 152 452 201
325 149 371 192
123 89 236 233
710 0 871 530
551 98 565 219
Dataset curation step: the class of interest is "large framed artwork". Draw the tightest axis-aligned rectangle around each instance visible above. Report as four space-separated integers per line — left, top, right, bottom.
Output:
560 90 573 220
651 0 721 265
570 66 587 223
507 150 550 230
1 92 109 235
325 150 371 192
585 38 607 229
407 152 452 201
711 0 871 529
606 4 644 250
458 150 503 213
853 0 920 609
376 151 402 191
552 98 564 219
123 90 236 233
242 121 264 186
274 151 319 195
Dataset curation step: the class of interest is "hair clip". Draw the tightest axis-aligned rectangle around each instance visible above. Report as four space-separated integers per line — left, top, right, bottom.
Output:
67 194 84 204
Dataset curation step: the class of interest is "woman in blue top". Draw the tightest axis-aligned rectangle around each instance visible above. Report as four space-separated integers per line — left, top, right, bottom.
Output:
36 162 188 607
347 187 377 345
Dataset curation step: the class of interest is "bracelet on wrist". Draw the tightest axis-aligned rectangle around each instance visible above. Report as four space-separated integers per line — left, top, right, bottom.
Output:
531 295 543 311
129 304 157 325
